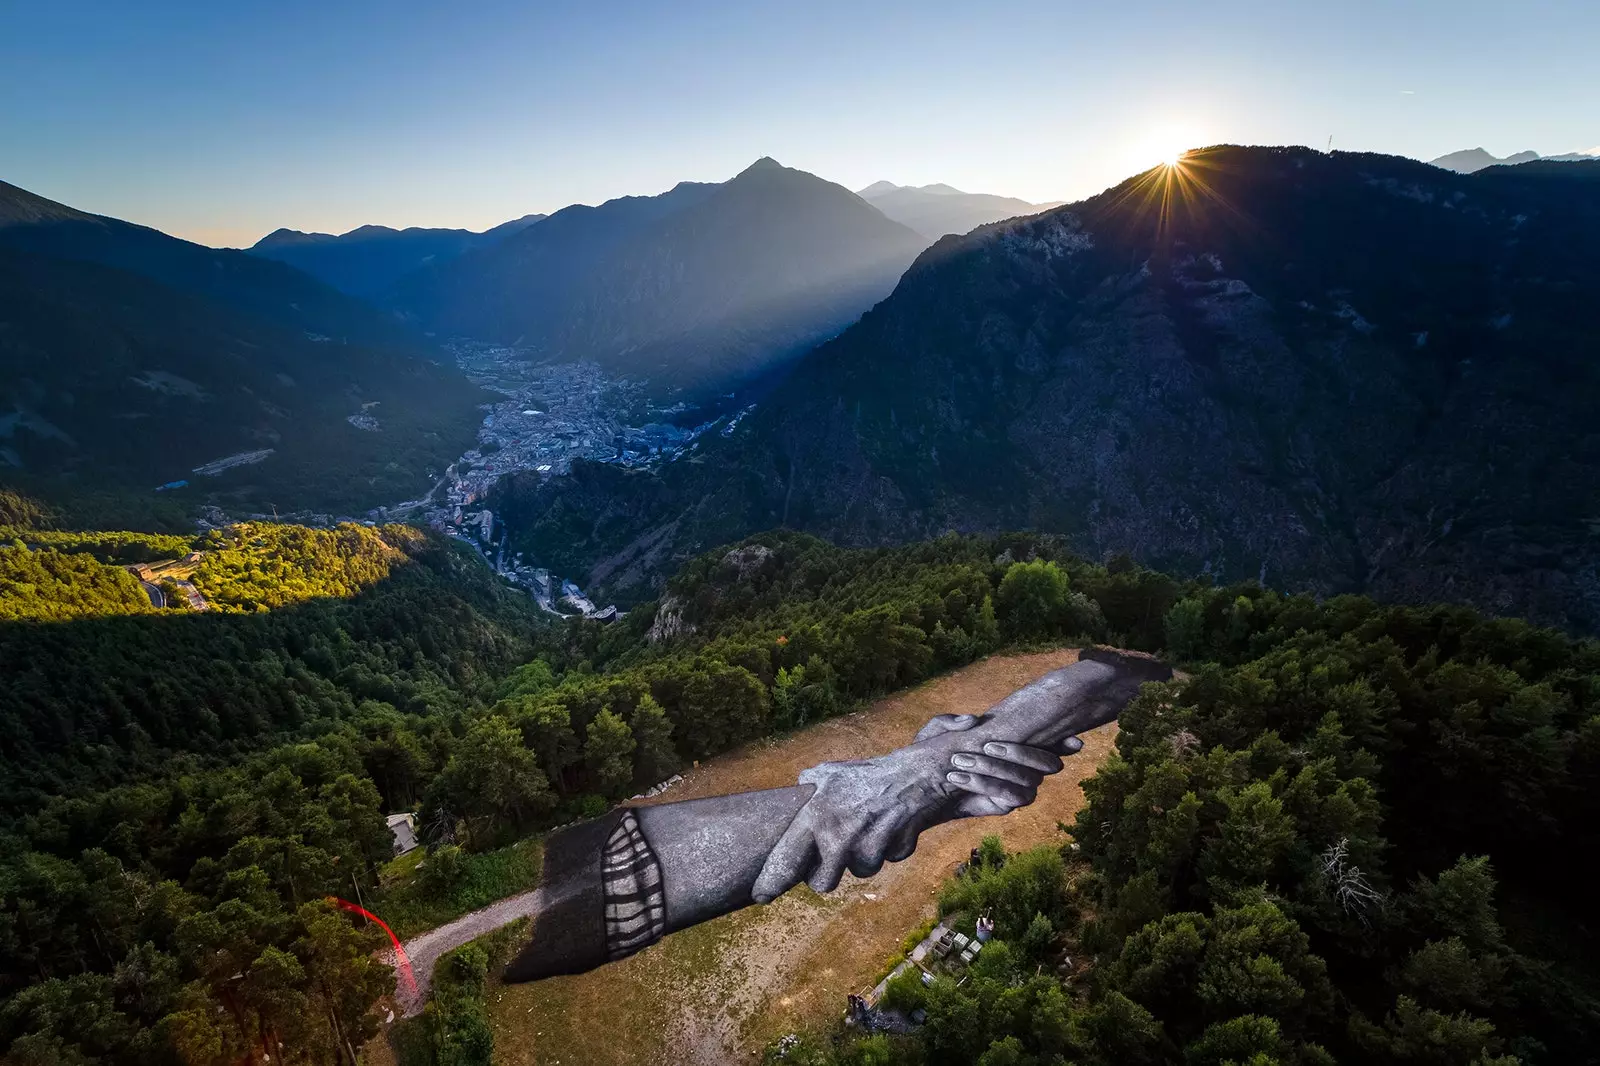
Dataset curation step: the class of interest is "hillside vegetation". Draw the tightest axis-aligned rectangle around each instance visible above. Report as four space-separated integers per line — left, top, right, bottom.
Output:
1 524 1596 1066
771 588 1600 1066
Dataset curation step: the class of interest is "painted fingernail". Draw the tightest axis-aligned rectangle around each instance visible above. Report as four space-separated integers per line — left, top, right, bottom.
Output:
947 771 971 785
983 742 1008 757
951 753 976 768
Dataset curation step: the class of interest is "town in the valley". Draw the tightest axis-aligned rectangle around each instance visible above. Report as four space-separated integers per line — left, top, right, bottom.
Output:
376 343 757 619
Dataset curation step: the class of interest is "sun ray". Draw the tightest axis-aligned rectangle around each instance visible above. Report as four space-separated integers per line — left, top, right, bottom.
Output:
1083 147 1260 276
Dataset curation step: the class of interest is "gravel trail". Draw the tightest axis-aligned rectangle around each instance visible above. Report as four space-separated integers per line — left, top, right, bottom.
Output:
387 886 547 1016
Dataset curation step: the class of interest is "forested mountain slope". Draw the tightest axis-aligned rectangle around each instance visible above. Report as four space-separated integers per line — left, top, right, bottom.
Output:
495 147 1600 633
390 159 929 393
0 181 487 514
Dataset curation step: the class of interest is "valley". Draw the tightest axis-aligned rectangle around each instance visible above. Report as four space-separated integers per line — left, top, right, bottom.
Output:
376 343 763 618
6 6 1600 1065
9 0 1600 1056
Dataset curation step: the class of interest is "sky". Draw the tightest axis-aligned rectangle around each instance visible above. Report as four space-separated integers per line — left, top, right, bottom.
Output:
2 0 1596 247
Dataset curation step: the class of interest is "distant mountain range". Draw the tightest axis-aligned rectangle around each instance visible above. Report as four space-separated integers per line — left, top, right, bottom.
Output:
387 158 931 393
857 181 1060 240
0 180 485 519
1429 147 1598 173
492 148 1600 633
247 215 545 297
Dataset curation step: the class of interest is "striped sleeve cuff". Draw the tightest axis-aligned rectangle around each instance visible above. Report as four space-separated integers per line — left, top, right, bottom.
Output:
601 809 667 961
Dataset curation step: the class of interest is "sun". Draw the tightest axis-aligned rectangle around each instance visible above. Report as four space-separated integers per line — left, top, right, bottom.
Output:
1154 134 1195 168
1135 125 1201 170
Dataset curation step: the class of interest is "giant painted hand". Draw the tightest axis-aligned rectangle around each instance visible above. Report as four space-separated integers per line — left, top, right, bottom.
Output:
750 714 1083 900
501 648 1172 985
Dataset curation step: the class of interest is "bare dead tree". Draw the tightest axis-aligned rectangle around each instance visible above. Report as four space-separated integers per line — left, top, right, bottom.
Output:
422 805 459 847
1317 837 1384 923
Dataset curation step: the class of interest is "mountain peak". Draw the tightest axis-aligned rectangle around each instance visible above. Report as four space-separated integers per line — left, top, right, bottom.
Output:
857 180 901 199
252 227 334 249
342 224 402 239
1430 146 1545 174
739 156 786 176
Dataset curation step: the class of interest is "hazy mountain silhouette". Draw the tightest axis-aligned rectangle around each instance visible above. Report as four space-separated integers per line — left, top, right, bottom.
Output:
388 159 928 392
248 215 545 297
0 180 485 512
857 181 1061 240
1425 147 1591 173
0 180 419 348
493 149 1600 633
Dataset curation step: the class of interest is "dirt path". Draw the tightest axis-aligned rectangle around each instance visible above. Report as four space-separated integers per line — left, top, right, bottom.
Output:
388 886 550 1017
485 648 1116 1066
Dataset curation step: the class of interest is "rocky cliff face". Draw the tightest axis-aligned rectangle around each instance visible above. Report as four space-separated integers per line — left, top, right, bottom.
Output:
497 147 1600 632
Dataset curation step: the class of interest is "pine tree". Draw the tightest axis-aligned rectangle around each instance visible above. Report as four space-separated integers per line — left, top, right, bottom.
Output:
584 709 636 796
629 695 679 786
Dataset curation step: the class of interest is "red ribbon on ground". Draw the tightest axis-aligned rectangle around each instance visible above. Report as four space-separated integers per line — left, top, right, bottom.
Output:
329 897 418 998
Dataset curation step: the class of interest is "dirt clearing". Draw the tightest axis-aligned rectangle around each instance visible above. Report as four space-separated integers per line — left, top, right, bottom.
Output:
485 648 1118 1066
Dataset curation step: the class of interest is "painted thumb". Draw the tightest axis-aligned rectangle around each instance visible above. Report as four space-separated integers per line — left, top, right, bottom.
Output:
915 713 978 742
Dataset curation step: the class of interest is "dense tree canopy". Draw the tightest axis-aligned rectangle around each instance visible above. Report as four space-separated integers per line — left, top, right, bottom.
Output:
3 523 1596 1065
766 587 1600 1066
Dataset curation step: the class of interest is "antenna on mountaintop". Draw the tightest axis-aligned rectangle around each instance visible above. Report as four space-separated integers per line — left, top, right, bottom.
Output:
1327 135 1334 153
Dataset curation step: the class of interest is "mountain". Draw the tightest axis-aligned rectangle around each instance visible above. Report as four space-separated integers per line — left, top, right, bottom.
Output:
0 180 422 349
1427 147 1600 173
388 158 929 393
857 180 1060 240
247 214 545 297
0 180 487 516
492 147 1600 633
1428 147 1540 173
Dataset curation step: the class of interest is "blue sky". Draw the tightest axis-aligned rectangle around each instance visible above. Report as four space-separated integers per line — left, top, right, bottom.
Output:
3 0 1595 246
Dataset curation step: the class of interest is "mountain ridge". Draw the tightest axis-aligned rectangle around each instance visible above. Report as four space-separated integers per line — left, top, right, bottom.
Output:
247 213 547 296
0 178 424 349
389 159 928 394
1429 146 1597 173
493 147 1600 633
0 179 487 516
857 180 1061 240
